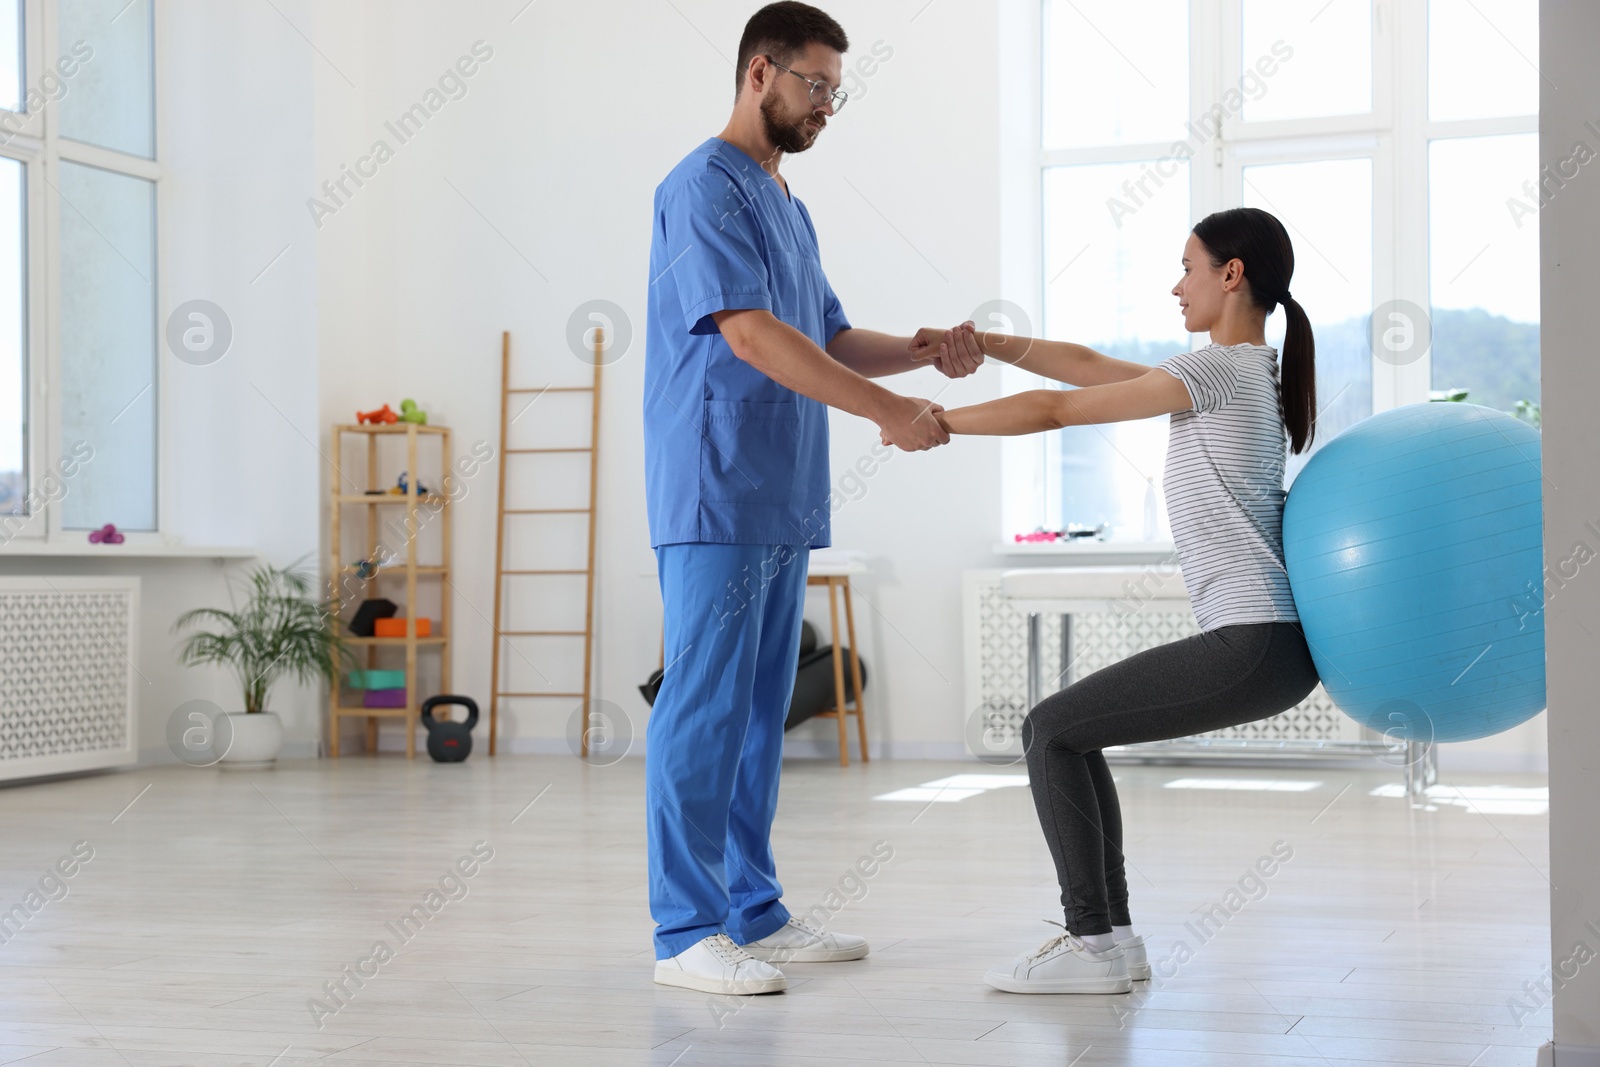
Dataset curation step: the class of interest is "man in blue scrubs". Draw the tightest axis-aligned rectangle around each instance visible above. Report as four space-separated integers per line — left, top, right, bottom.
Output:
644 2 978 995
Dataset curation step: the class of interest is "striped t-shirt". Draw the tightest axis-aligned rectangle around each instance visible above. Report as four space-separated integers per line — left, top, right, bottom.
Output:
1154 343 1300 631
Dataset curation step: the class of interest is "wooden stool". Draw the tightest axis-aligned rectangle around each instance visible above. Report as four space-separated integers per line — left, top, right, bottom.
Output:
806 560 869 766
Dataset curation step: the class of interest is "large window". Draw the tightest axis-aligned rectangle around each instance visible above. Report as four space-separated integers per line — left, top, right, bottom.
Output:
1039 157 1191 539
1006 0 1539 543
0 0 158 540
58 160 157 531
1239 156 1373 484
1426 0 1539 416
0 154 22 517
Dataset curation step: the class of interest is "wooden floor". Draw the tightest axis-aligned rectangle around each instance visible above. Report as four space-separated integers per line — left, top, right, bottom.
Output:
0 755 1552 1066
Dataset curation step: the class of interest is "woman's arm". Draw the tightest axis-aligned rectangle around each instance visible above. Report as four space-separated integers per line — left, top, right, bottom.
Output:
909 321 1152 387
827 327 979 379
934 370 1196 436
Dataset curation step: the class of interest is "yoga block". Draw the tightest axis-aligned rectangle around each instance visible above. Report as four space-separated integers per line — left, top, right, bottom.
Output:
373 617 431 637
347 669 405 690
363 687 408 708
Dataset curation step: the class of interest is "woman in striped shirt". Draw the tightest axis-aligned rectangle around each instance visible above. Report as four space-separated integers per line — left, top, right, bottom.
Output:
907 207 1324 995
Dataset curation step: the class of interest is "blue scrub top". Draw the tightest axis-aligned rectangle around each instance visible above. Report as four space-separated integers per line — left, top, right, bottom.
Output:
643 137 851 548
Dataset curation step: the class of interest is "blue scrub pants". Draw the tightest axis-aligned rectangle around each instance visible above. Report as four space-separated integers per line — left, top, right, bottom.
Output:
647 541 810 960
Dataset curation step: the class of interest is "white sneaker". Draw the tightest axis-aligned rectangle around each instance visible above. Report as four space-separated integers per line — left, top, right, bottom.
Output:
984 922 1133 995
1116 934 1151 980
739 917 870 963
654 933 787 995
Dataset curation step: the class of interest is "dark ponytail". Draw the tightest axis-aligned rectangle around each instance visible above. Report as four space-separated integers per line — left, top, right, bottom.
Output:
1191 207 1317 455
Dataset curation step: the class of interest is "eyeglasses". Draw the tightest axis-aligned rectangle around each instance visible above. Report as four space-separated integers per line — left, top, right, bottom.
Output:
764 56 848 113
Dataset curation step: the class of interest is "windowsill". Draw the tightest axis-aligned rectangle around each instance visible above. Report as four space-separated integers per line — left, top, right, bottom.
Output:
0 540 256 559
994 540 1177 557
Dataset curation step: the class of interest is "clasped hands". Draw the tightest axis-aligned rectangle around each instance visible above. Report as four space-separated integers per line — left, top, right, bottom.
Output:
876 320 984 452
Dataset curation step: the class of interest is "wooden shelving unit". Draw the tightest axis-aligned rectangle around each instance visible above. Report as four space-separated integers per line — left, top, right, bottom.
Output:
328 422 452 759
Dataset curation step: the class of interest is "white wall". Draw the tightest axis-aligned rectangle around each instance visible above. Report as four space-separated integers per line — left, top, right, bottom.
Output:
161 0 321 561
310 0 1006 758
1540 1 1600 1055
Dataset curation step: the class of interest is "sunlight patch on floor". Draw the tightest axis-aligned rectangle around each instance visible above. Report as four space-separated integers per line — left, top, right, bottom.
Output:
1369 783 1549 815
873 773 1030 802
1162 777 1323 792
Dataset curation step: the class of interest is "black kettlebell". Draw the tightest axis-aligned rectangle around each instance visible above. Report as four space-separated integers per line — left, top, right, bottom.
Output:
421 695 478 763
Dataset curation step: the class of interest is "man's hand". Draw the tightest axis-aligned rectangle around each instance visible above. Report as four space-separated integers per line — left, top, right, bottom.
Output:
875 393 950 451
908 320 984 378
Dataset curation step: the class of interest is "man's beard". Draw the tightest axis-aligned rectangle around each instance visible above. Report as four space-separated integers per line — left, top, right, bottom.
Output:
760 93 824 155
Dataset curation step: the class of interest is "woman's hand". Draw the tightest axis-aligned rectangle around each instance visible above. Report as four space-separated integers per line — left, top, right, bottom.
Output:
908 320 984 378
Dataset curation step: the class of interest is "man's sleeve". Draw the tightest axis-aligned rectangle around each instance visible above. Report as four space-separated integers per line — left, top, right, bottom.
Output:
1155 348 1241 413
659 171 773 336
820 273 851 346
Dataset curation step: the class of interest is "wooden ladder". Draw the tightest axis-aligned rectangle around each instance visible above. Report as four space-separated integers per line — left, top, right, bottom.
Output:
488 330 602 756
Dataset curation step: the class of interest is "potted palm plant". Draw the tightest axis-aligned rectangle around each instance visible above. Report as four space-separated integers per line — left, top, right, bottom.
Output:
175 561 351 767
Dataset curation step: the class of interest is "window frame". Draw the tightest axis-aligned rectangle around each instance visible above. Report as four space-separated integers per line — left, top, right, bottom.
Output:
1002 0 1538 547
2 0 163 547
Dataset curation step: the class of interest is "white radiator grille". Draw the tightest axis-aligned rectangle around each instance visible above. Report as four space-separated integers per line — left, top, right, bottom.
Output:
0 577 139 780
967 572 1365 754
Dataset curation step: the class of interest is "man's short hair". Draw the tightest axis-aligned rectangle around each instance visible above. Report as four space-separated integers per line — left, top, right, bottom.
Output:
735 2 849 97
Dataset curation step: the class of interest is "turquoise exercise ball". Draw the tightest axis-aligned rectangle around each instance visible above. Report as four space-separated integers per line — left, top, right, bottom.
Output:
1282 402 1545 744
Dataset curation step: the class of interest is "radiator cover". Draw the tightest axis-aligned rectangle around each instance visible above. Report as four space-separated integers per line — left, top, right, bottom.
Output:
963 569 1372 759
0 576 139 781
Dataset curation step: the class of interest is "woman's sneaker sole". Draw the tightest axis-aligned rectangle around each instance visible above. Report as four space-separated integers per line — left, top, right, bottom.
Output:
984 971 1133 995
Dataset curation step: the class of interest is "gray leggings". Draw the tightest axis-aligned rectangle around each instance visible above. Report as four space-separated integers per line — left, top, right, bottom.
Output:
1021 621 1322 936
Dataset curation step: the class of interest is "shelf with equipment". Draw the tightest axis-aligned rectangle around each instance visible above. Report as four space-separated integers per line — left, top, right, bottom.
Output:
327 421 452 759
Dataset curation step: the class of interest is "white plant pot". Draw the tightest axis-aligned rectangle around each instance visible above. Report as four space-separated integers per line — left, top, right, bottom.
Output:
219 711 283 768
